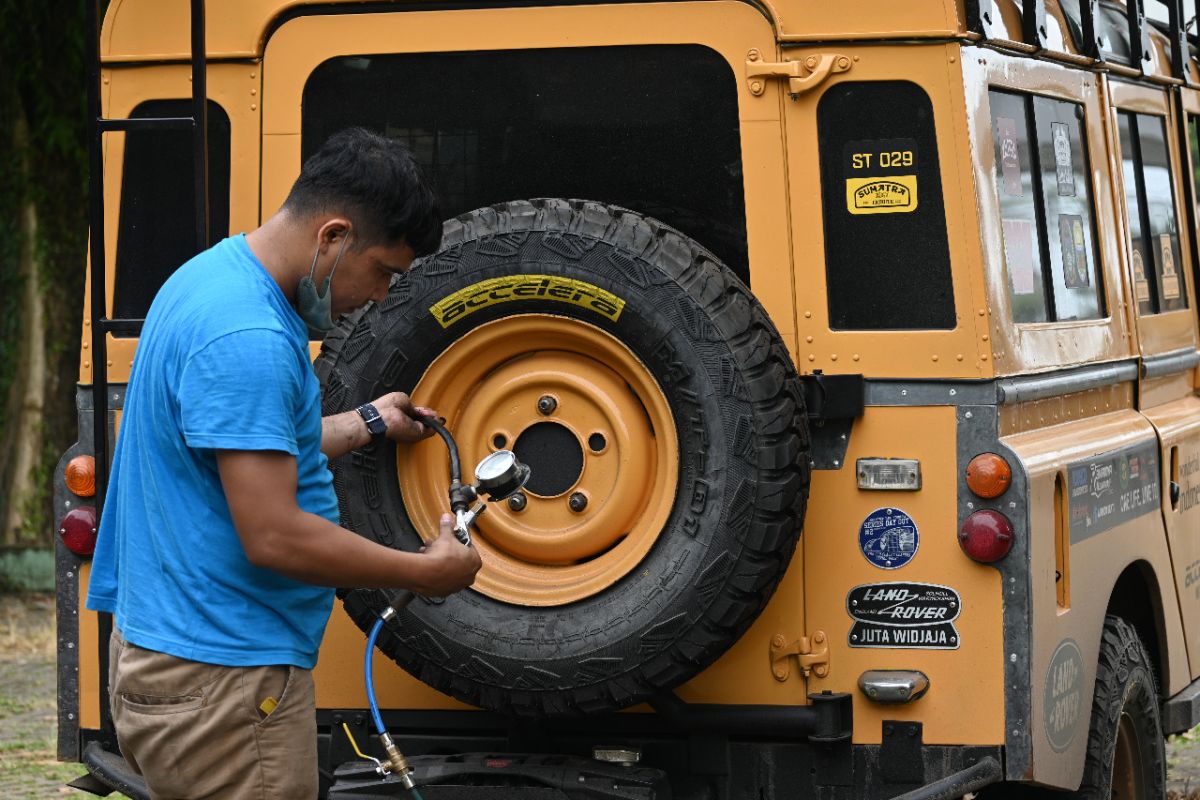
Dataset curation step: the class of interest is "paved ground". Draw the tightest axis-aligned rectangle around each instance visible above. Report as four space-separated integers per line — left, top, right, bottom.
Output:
0 593 89 798
3 592 1200 798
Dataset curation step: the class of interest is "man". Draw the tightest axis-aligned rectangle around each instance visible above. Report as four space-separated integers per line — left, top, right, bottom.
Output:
86 128 481 799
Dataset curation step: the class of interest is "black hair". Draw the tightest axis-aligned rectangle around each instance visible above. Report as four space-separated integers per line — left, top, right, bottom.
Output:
283 127 442 255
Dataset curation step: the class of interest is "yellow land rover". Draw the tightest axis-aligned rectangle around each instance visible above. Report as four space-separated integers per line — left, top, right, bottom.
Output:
59 0 1200 797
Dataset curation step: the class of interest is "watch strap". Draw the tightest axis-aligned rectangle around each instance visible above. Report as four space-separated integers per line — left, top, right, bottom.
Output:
355 402 388 440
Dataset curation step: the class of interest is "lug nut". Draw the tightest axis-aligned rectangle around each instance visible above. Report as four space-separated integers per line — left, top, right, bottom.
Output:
569 492 588 512
507 493 527 512
537 395 557 415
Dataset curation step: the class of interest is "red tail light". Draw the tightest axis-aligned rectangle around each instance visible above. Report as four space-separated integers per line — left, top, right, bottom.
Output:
958 510 1014 563
60 506 98 557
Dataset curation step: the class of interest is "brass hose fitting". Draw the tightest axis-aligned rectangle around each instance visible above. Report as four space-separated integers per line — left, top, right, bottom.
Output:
378 732 416 789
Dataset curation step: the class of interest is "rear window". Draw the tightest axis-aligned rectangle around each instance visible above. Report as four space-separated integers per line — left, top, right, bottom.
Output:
989 90 1104 323
301 46 748 286
1118 112 1188 315
114 100 230 330
816 81 956 330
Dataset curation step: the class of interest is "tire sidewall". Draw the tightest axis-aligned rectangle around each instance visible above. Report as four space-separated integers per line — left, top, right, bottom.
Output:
319 200 807 713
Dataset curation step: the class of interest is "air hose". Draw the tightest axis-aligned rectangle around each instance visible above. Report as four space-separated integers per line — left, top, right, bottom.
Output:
356 414 528 797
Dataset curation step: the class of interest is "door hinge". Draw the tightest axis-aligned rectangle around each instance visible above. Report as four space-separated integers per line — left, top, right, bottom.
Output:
746 50 852 97
770 631 829 681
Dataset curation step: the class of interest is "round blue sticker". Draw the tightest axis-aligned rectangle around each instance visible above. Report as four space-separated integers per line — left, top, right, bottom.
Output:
859 508 919 569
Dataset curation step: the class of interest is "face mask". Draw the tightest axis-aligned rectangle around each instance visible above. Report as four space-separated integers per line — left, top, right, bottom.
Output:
296 232 350 332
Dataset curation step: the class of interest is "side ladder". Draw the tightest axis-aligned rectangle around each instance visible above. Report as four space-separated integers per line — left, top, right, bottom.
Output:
84 0 210 748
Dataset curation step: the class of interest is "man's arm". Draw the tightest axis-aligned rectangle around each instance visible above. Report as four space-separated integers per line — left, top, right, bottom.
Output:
217 449 480 593
321 390 436 459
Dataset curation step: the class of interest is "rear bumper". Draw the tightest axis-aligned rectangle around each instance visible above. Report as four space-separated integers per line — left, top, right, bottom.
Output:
1164 674 1200 735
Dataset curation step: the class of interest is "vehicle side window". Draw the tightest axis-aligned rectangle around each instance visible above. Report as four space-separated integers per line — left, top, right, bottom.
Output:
1118 112 1188 315
990 90 1104 323
816 81 955 330
114 100 231 330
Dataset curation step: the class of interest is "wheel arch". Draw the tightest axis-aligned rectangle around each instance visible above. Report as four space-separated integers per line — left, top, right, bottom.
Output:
1105 559 1170 699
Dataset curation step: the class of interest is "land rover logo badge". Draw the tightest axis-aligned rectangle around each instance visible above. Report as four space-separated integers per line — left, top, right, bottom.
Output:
1044 639 1084 751
858 507 919 569
846 582 961 650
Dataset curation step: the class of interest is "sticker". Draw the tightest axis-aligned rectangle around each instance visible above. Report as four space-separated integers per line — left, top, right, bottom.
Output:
858 507 919 569
845 176 918 215
1044 639 1084 752
1180 446 1200 517
429 275 625 328
844 138 919 215
1132 249 1151 304
1161 233 1181 300
1059 214 1089 289
1067 440 1159 542
997 116 1023 196
1003 219 1036 296
1052 122 1075 196
846 582 961 650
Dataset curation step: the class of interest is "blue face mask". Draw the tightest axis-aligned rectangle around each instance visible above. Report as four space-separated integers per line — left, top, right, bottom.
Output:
296 232 350 332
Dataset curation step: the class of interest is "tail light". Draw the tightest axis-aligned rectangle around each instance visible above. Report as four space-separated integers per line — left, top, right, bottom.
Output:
966 453 1011 498
60 506 98 557
65 455 96 497
958 510 1014 563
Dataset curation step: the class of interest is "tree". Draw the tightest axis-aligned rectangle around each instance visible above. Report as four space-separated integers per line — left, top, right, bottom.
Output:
0 1 89 546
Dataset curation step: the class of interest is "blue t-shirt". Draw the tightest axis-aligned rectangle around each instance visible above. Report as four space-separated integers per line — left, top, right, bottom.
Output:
87 235 340 669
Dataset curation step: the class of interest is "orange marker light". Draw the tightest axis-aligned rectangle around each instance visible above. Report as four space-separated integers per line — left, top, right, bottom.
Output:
65 455 97 497
965 453 1011 499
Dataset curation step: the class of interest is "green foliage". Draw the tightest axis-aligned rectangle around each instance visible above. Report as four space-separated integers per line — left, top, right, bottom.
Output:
0 0 89 546
0 550 55 593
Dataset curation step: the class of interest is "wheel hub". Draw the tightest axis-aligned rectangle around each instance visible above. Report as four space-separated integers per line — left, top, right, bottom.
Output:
397 314 678 606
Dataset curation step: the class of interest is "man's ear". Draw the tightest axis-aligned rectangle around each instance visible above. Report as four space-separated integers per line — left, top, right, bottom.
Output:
316 217 353 251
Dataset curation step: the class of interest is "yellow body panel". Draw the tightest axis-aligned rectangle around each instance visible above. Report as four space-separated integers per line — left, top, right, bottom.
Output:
805 406 1004 745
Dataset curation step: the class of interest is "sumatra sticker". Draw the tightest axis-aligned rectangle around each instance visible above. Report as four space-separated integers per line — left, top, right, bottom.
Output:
845 176 918 214
1059 214 1089 289
1067 440 1159 542
846 582 961 650
844 138 919 215
859 507 919 569
430 275 626 328
1161 234 1181 300
1003 219 1036 295
1052 122 1075 196
1044 639 1084 751
996 116 1023 196
1132 249 1151 304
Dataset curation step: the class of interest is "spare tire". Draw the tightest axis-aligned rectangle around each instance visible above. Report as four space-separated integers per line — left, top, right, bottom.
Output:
316 199 809 716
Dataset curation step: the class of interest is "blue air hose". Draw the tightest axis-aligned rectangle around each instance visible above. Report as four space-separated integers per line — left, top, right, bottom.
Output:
365 617 386 735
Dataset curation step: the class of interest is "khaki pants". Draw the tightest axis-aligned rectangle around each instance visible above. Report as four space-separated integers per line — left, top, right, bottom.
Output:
108 629 319 800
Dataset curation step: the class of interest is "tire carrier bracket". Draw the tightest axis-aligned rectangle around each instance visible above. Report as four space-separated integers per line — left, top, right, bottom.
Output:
771 631 830 681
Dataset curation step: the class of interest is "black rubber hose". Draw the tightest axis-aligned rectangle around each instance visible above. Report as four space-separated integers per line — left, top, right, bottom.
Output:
418 416 461 484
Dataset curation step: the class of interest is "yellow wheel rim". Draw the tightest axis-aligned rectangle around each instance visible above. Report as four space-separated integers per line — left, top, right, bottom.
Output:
398 314 678 606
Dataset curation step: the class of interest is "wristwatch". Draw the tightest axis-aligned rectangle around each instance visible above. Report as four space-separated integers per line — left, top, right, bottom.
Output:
355 402 388 442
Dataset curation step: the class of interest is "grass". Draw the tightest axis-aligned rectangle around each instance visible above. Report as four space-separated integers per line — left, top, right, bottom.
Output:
0 592 90 797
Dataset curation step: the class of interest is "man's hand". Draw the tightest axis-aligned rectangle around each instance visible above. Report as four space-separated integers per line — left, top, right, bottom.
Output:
413 514 483 596
321 391 436 459
372 391 437 443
